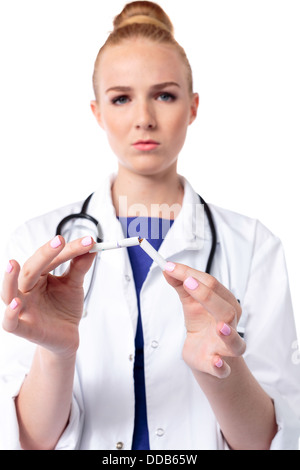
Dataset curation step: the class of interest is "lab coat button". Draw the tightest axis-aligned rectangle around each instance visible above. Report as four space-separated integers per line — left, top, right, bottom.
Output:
151 340 159 349
125 275 131 282
156 428 164 437
129 354 134 361
116 441 124 450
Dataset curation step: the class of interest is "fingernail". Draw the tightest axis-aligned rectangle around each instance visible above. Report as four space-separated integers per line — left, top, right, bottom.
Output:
220 323 231 336
10 298 18 310
6 261 13 273
164 262 176 272
81 236 93 247
215 358 223 368
50 235 62 249
184 276 199 290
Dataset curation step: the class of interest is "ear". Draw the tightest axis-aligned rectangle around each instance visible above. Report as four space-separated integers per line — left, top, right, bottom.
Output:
90 100 104 129
189 93 199 125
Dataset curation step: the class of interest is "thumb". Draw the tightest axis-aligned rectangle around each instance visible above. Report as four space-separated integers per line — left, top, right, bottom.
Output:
65 252 97 286
162 270 182 288
163 271 191 302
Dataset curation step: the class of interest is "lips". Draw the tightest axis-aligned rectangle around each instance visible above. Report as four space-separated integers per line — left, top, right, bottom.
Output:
132 140 160 151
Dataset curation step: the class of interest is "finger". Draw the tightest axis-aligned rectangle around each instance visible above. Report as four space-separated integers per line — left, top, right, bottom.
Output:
165 263 241 324
164 269 234 319
2 297 22 333
165 262 238 306
217 322 246 357
184 277 239 324
19 236 95 293
213 356 231 379
1 260 21 305
19 235 66 292
44 236 95 274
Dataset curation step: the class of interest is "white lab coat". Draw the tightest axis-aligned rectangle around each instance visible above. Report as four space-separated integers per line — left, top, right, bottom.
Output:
0 174 299 450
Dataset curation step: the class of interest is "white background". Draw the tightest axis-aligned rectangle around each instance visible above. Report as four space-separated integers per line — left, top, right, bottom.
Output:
0 0 299 338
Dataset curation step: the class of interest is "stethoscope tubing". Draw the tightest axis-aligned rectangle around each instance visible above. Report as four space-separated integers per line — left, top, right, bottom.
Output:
56 193 217 274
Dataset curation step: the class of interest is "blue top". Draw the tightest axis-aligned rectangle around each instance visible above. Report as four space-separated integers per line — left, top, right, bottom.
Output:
118 216 174 450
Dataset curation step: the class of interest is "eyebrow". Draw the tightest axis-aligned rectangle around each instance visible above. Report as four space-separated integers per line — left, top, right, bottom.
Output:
105 81 181 94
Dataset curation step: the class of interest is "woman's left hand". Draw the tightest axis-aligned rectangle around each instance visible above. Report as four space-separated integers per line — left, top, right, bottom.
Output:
163 262 246 378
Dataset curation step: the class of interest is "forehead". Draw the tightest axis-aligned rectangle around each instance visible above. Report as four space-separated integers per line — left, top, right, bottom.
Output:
97 39 188 90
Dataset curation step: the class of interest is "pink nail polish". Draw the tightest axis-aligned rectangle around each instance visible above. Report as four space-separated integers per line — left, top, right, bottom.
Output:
220 323 231 336
50 235 62 249
6 261 13 273
184 276 199 290
81 236 93 247
10 299 18 310
215 358 223 368
164 262 176 272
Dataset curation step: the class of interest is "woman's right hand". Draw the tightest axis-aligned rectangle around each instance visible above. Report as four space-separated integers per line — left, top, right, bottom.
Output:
1 235 96 358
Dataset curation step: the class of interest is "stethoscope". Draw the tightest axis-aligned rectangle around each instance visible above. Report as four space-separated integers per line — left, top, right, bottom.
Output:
54 194 244 336
55 192 217 274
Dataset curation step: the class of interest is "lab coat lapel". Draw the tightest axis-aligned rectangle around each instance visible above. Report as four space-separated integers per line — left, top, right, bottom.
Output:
86 173 213 270
154 177 213 266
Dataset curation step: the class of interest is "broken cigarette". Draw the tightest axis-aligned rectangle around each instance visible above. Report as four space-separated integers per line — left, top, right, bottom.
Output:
90 236 167 271
89 236 140 253
138 238 167 270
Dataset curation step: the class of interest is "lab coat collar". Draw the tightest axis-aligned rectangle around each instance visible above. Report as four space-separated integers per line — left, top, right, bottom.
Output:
87 173 213 259
159 176 213 260
87 173 123 241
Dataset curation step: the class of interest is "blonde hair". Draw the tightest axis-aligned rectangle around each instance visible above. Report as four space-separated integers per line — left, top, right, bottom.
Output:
92 1 193 100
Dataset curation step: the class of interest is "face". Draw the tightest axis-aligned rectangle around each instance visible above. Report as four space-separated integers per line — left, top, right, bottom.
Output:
91 39 199 178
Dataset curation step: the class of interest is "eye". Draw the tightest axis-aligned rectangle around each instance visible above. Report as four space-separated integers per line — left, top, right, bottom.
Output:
157 92 176 102
111 95 130 105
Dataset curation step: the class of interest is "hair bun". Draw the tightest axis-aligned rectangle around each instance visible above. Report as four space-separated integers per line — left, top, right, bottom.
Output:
113 1 174 35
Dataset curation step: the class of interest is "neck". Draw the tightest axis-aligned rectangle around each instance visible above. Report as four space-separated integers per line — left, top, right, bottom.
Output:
111 166 184 220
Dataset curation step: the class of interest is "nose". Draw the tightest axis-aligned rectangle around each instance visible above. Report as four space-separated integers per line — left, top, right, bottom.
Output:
135 100 157 130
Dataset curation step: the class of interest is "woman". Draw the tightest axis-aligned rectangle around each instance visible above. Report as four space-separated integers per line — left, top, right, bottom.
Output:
0 1 299 450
